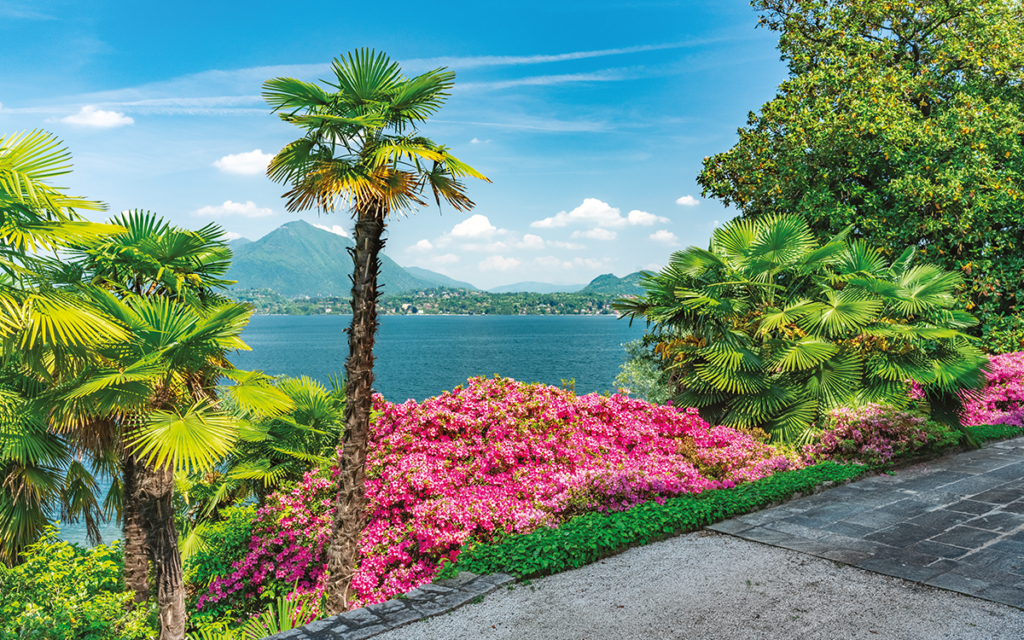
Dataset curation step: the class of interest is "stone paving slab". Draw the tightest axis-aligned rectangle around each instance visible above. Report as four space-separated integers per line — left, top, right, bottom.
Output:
708 437 1024 609
267 572 515 640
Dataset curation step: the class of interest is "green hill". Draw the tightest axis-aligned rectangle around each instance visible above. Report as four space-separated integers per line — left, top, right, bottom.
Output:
227 220 436 297
403 266 479 290
579 272 645 296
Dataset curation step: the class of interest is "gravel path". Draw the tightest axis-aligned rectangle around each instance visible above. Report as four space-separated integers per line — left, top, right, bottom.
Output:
375 531 1024 640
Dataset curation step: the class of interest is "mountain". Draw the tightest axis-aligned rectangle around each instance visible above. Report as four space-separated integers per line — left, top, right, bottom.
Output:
488 281 586 294
403 266 479 290
578 272 645 296
227 220 436 297
229 237 252 251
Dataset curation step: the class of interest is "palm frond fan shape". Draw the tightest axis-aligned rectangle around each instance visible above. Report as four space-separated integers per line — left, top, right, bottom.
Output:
615 215 987 443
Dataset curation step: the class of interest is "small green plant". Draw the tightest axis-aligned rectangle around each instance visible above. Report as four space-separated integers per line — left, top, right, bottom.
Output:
0 531 157 640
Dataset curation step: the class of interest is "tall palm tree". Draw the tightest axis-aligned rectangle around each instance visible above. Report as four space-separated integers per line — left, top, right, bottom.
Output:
56 211 291 640
64 210 239 605
53 292 289 640
263 49 489 612
0 130 126 565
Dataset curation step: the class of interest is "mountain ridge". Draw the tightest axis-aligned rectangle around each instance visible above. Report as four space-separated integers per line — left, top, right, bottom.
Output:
227 220 436 297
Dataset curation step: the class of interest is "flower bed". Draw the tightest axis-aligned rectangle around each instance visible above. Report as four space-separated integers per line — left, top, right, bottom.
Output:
199 377 800 614
962 351 1024 427
801 404 954 467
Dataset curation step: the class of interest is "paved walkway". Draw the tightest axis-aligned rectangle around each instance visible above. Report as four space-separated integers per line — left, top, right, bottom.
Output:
708 437 1024 608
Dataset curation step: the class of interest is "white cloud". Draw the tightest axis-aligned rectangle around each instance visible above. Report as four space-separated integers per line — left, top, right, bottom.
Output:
451 214 504 239
470 137 491 144
518 234 545 250
192 200 274 218
462 241 508 252
313 223 349 238
225 231 243 241
60 105 134 128
479 255 521 271
409 239 434 252
571 228 617 240
713 220 721 228
573 257 604 269
627 210 670 226
531 198 626 229
676 195 700 207
432 254 459 265
547 240 585 249
213 149 273 175
644 263 662 271
534 256 564 269
650 229 680 245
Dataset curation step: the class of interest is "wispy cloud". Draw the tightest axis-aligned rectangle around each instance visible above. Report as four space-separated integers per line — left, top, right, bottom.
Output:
403 38 733 71
0 4 55 19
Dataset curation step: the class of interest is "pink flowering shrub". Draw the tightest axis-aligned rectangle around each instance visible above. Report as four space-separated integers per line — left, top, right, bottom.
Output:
199 377 800 614
961 351 1024 427
802 404 938 466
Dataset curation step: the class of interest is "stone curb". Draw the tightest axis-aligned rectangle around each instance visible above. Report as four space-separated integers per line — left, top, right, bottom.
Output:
266 572 515 640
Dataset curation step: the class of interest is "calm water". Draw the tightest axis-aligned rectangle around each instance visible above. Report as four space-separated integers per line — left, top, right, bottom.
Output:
232 315 645 401
58 315 645 546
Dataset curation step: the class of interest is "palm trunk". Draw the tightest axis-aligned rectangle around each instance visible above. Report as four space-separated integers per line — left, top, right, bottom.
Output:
324 207 385 615
137 461 186 640
122 454 150 604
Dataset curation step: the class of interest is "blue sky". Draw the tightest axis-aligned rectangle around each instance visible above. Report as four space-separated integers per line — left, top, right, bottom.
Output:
0 0 788 289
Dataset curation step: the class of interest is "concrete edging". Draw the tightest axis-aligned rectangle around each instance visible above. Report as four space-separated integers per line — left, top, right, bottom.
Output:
267 572 515 640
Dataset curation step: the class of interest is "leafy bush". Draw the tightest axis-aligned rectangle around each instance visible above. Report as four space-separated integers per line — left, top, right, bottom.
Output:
962 352 1024 427
437 462 867 579
614 339 673 405
0 531 156 640
185 504 257 626
199 377 803 614
802 405 957 467
615 215 987 443
695 0 1024 352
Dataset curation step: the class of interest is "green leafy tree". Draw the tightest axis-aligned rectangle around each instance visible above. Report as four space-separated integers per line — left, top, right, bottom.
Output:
698 0 1024 351
615 215 987 443
263 48 489 613
0 131 126 565
55 211 291 640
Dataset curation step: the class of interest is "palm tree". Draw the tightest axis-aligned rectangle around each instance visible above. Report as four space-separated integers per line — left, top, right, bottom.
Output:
615 215 988 443
62 210 240 606
56 211 291 640
0 130 126 565
263 49 489 613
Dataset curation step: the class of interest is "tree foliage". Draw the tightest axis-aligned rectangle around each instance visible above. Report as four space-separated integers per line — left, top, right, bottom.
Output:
698 0 1024 351
615 215 987 443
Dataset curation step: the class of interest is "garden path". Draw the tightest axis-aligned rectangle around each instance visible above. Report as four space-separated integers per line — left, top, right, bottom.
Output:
709 436 1024 608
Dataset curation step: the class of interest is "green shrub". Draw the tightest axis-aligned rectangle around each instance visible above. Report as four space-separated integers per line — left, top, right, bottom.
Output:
0 531 156 640
967 423 1024 442
615 215 988 443
184 504 256 627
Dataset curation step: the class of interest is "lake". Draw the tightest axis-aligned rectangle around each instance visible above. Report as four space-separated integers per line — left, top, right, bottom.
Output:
58 314 646 546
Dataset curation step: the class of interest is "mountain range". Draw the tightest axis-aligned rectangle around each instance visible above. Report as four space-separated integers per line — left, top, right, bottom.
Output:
226 220 645 298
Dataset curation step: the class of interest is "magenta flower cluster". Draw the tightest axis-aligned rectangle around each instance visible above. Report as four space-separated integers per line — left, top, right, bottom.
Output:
199 377 800 613
961 351 1024 427
802 404 932 466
